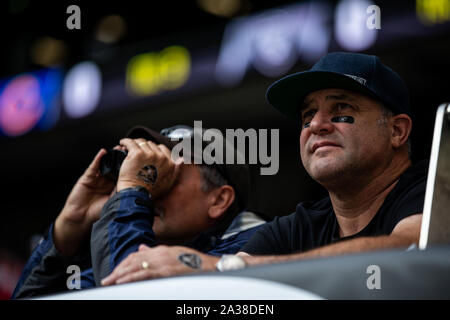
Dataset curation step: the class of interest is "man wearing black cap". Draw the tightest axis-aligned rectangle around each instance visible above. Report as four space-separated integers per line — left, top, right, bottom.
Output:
12 124 266 297
239 51 424 260
99 51 426 283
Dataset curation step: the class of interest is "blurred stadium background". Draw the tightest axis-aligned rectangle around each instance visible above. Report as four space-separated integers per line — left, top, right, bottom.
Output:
0 0 449 298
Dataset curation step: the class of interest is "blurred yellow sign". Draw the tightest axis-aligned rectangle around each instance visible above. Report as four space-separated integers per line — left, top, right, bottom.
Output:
126 45 191 96
417 0 450 24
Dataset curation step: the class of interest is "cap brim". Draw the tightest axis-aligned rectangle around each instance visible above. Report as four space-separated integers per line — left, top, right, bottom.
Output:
126 125 179 149
127 126 250 210
266 71 380 119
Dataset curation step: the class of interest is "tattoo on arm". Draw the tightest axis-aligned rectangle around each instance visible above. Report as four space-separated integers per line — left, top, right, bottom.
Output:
136 165 158 186
178 253 202 269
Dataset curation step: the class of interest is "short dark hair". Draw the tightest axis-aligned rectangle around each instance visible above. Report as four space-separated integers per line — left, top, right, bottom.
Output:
198 165 227 193
377 103 412 156
197 165 241 230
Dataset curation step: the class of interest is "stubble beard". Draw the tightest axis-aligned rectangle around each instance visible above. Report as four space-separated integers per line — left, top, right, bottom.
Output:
304 151 365 192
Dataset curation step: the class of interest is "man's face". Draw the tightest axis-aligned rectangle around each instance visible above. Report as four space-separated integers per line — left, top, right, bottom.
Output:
152 164 213 244
299 88 393 186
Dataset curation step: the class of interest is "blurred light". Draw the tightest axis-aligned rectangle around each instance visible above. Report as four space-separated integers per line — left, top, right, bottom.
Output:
0 75 44 136
30 36 68 67
251 11 297 77
215 2 331 86
196 0 242 18
0 68 62 137
126 46 191 97
37 69 63 131
297 5 332 64
63 62 102 118
95 15 127 44
335 0 378 51
416 0 450 25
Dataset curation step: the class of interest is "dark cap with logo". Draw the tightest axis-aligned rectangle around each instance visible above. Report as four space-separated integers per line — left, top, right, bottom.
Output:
126 125 250 212
266 51 411 119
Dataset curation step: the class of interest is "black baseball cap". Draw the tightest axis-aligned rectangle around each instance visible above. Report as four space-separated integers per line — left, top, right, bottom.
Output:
266 52 411 119
126 125 250 212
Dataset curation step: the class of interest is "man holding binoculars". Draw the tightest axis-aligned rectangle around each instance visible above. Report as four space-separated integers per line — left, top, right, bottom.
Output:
12 125 266 298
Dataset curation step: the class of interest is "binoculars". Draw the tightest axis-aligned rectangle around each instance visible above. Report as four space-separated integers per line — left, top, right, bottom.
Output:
99 149 127 181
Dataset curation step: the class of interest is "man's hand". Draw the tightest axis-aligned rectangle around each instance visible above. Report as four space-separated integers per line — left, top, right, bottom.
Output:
54 149 116 256
116 138 182 198
101 245 220 286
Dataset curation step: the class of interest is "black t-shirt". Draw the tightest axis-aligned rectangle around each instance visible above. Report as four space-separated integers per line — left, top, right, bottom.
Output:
241 160 428 255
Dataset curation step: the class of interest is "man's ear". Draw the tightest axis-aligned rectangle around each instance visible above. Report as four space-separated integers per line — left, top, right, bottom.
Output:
207 185 235 220
391 114 412 149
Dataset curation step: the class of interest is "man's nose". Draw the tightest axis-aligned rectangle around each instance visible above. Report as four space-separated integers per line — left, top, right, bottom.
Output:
309 111 334 135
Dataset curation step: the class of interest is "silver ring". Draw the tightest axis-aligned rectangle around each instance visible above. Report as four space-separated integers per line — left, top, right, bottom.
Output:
138 142 147 147
141 261 149 270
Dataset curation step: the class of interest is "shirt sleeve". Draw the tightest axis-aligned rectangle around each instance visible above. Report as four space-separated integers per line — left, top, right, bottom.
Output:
90 187 156 286
80 268 96 289
388 176 426 232
207 225 263 256
11 223 91 299
240 214 296 255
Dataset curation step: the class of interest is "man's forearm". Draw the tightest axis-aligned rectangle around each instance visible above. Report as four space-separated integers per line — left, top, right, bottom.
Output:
241 234 415 266
54 214 91 257
90 188 156 286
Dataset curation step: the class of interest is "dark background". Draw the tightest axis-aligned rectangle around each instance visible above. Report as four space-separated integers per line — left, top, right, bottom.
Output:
0 0 449 269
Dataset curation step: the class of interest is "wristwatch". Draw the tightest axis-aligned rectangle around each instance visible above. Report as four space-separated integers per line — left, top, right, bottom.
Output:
216 254 247 272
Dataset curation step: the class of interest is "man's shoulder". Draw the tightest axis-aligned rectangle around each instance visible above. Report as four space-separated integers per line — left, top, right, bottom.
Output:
207 211 267 256
297 196 332 214
265 196 333 228
400 159 429 182
390 159 428 200
221 211 267 240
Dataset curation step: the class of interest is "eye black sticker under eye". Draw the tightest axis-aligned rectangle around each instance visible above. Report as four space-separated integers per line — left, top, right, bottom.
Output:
331 116 354 124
